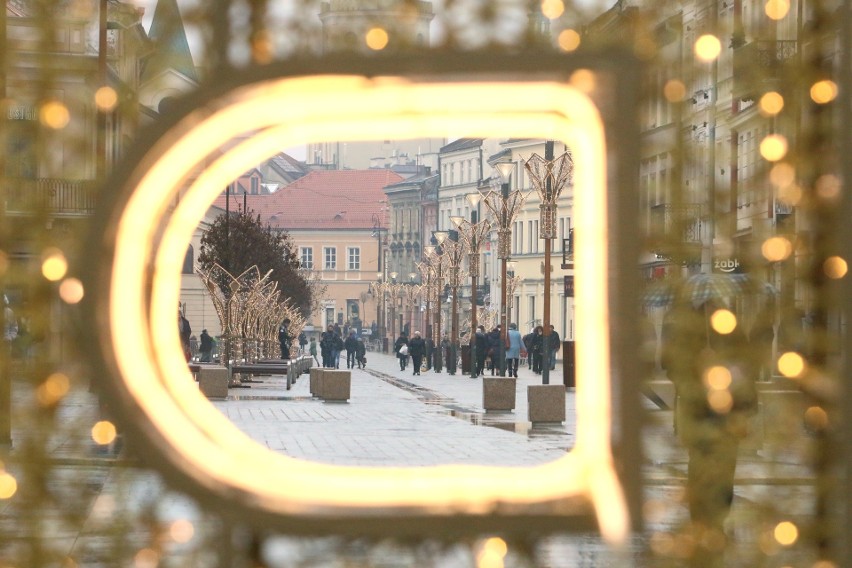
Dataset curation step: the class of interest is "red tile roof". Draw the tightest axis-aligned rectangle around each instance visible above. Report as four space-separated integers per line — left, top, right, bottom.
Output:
211 169 400 230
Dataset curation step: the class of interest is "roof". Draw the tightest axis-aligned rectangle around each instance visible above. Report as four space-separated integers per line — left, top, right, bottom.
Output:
211 170 402 230
141 0 198 83
439 138 484 154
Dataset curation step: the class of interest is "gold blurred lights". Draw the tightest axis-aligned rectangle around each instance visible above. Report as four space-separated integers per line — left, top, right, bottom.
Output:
759 91 784 115
663 79 687 102
710 309 737 334
95 86 118 111
815 174 841 200
777 351 805 378
824 256 848 279
764 0 790 20
365 27 389 50
91 420 118 445
761 236 793 262
169 519 195 543
40 100 70 129
810 80 838 104
557 29 581 52
707 389 734 414
36 372 71 407
760 134 788 162
59 278 85 304
134 548 159 568
541 0 565 19
773 521 798 546
694 34 721 62
477 537 508 568
41 248 68 281
770 162 795 187
0 471 17 499
570 69 596 94
703 366 732 390
804 406 829 431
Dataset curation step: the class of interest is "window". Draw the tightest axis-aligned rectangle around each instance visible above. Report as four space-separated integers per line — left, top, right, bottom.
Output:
250 177 259 194
300 247 313 269
324 247 336 270
348 247 360 270
182 245 194 274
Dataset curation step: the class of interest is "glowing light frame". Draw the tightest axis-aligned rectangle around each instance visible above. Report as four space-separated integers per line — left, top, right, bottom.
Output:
87 64 632 541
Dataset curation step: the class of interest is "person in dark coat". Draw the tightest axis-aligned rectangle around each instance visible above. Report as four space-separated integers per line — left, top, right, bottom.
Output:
522 329 535 368
199 329 214 363
332 332 344 368
486 326 502 375
355 337 367 368
394 333 409 371
474 326 488 377
547 324 561 370
319 325 335 368
298 331 308 354
344 331 359 369
408 331 426 375
531 326 544 374
278 319 292 359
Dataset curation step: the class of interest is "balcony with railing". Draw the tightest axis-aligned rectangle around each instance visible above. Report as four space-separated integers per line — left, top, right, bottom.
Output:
4 178 97 217
648 203 704 262
733 39 798 100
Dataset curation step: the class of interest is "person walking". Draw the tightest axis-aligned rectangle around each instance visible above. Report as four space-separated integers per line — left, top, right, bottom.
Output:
486 326 501 375
320 325 335 368
332 331 344 369
355 337 367 368
505 323 522 378
309 337 319 366
474 326 488 377
548 324 561 371
344 330 358 369
408 331 426 375
394 332 409 371
522 328 535 368
278 319 292 360
531 325 544 374
199 329 214 363
298 331 308 355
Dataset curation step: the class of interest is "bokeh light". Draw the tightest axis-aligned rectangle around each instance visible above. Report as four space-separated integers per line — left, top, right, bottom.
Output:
365 27 389 50
707 389 734 414
764 0 790 20
824 256 848 279
0 472 17 499
557 29 581 52
710 309 737 334
804 406 829 431
704 366 733 390
777 351 805 378
41 248 68 282
663 79 687 102
91 421 118 445
810 80 838 104
169 519 195 544
570 69 596 93
774 521 798 546
59 278 85 304
815 174 841 200
36 372 71 407
760 134 788 161
694 34 721 61
40 100 70 129
541 0 565 19
95 86 118 111
759 91 784 115
761 236 793 261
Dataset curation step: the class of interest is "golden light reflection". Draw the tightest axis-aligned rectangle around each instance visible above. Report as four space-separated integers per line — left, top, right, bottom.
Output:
777 351 805 378
710 309 736 334
101 74 628 541
41 248 68 281
0 472 17 499
815 174 841 200
773 521 798 546
558 29 581 52
169 519 195 543
40 100 70 129
759 91 784 115
824 256 848 279
770 162 796 187
761 236 793 261
36 372 71 406
59 278 85 304
541 0 565 19
707 390 733 414
703 366 732 390
810 80 838 104
694 35 721 62
570 69 597 94
764 0 790 20
760 134 788 162
95 86 118 111
804 406 829 431
365 28 389 50
663 79 686 102
91 420 117 445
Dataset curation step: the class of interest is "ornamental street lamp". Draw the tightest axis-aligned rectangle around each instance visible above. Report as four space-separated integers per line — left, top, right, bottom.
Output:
524 142 574 384
450 193 492 378
424 238 447 372
435 230 464 375
416 258 433 369
481 162 527 376
506 262 521 333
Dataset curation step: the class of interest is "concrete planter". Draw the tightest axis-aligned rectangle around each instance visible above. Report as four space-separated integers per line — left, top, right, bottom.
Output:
527 384 566 424
483 378 516 412
320 369 351 402
309 367 324 397
198 366 230 399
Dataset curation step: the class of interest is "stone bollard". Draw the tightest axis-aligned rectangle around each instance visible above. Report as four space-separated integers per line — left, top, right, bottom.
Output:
309 367 324 397
198 365 230 399
483 378 516 412
320 369 351 402
527 384 566 424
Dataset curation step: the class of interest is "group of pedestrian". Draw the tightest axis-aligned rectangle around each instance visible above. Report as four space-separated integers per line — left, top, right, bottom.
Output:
319 325 367 369
522 324 561 375
394 330 426 374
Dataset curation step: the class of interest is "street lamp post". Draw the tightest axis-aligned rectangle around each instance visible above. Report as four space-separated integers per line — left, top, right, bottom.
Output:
435 230 463 375
416 258 433 369
524 142 574 384
481 162 526 376
424 240 446 372
450 194 492 378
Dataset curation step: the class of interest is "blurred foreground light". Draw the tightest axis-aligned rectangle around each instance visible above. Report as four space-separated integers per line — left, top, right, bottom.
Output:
0 472 18 499
764 0 790 20
777 351 805 378
810 80 838 104
134 548 159 568
761 236 793 261
41 248 68 281
91 420 117 445
773 521 798 546
0 250 7 275
95 86 119 111
815 174 841 200
760 134 788 161
694 35 721 62
759 91 784 115
703 366 732 390
541 0 565 19
557 29 581 52
710 309 736 334
169 519 195 543
59 278 85 304
365 28 389 50
663 79 687 102
40 100 70 129
570 69 596 94
823 256 848 279
804 406 829 431
707 390 733 414
769 162 795 187
37 372 71 407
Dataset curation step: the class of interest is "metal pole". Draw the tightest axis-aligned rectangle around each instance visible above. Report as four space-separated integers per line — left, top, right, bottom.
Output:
434 261 443 373
541 141 554 385
450 283 458 375
470 267 478 378
500 258 508 377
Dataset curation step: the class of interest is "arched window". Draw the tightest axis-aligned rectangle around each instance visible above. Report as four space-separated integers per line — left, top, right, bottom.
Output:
182 245 194 274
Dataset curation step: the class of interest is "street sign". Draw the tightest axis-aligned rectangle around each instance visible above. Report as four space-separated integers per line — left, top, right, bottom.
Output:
564 275 574 297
